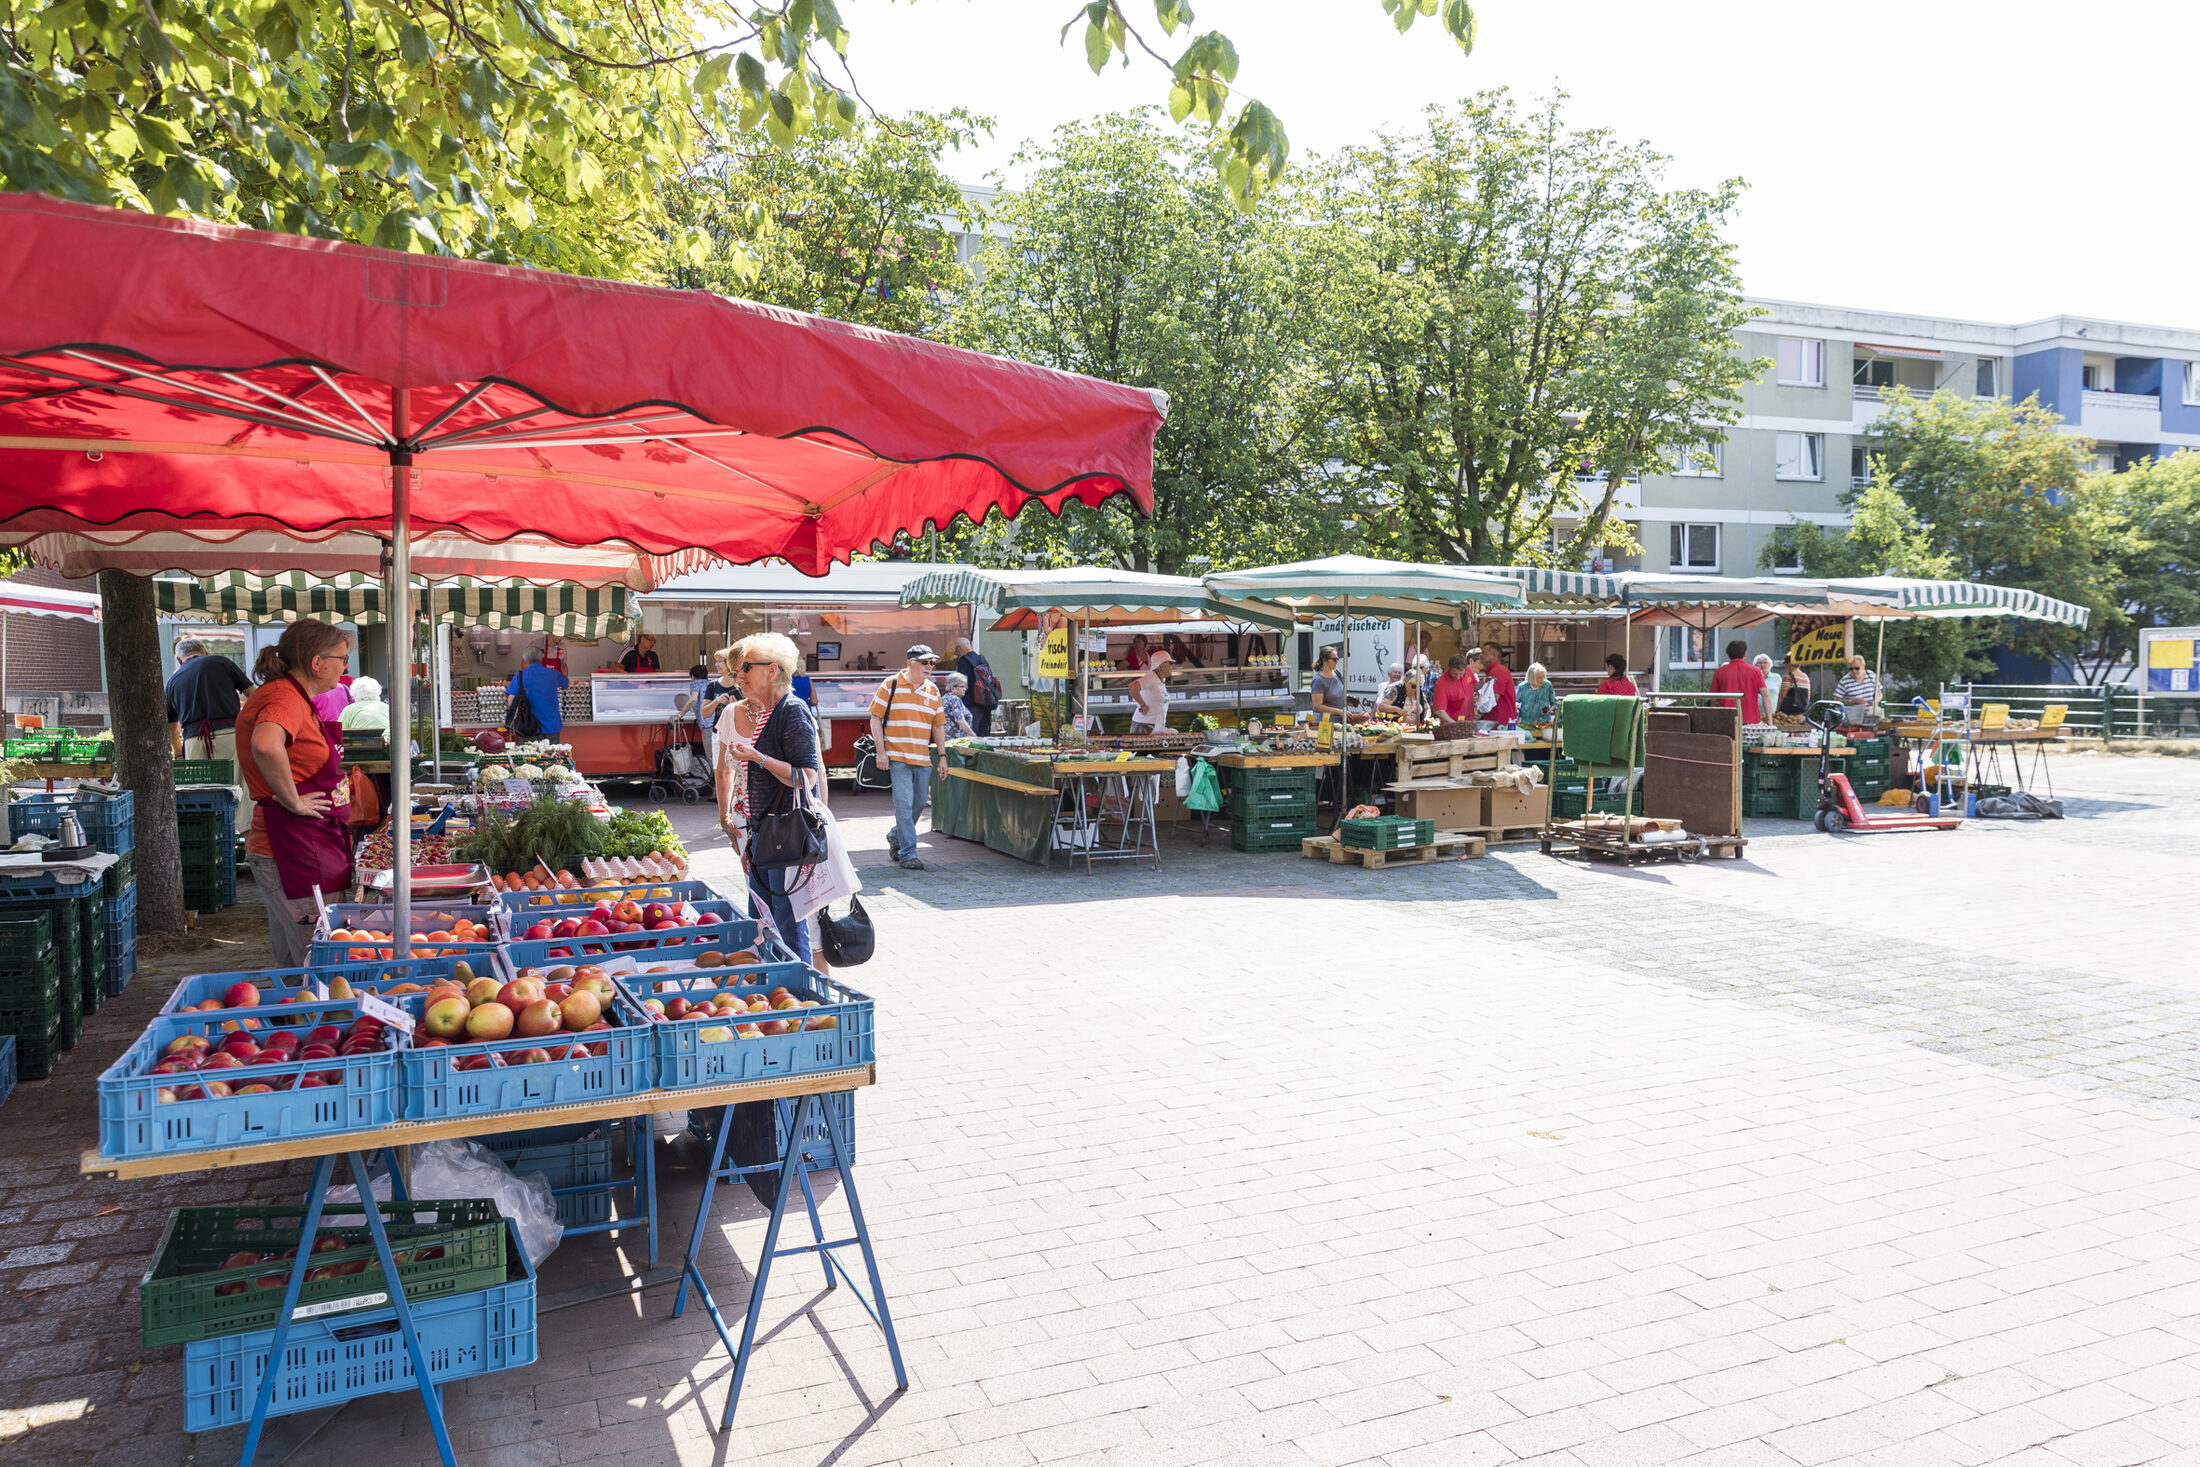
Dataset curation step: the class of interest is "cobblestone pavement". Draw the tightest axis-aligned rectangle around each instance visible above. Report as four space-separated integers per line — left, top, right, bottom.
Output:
3 752 2198 1467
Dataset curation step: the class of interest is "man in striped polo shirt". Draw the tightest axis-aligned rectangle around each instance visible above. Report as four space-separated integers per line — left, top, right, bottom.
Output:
869 645 947 870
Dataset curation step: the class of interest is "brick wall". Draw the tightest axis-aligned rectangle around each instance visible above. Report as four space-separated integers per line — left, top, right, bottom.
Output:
3 567 106 727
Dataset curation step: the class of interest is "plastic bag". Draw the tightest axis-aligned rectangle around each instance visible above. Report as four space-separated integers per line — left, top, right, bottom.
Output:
323 1139 563 1268
790 802 862 924
1174 757 1192 799
1186 759 1222 813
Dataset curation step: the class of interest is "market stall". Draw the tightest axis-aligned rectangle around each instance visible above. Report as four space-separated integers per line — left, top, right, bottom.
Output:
0 195 1164 1466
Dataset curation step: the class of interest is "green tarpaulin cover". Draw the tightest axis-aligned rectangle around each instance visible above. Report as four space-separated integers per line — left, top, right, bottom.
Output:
1561 695 1642 767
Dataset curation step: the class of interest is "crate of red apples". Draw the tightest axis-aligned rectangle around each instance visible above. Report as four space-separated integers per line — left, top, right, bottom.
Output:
617 958 874 1091
400 963 653 1120
503 896 753 968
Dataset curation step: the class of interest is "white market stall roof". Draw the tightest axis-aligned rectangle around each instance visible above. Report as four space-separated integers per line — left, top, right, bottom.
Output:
1826 576 2091 627
644 560 970 607
899 565 1295 631
0 581 99 621
155 572 633 638
1204 555 1524 627
23 529 697 589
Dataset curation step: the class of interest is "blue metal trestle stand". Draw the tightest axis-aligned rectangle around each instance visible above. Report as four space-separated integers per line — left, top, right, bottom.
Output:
671 1091 906 1429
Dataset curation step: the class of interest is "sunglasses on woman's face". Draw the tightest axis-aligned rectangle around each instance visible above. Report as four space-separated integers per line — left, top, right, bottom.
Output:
741 661 776 675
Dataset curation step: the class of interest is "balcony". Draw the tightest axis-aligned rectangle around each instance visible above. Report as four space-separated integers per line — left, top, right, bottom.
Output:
2080 389 2162 442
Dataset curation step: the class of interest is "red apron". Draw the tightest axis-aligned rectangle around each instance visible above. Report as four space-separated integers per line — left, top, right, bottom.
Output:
257 678 355 901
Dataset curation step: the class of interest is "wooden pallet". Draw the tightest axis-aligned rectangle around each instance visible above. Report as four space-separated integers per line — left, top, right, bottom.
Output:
1539 830 1748 864
1300 833 1485 868
1454 824 1545 844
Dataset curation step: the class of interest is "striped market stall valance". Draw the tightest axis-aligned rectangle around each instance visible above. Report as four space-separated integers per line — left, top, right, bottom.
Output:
1203 555 1524 627
1826 576 2091 627
900 566 1295 631
156 573 633 637
1465 566 1626 604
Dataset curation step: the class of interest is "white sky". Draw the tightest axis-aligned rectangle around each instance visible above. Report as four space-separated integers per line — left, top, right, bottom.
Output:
840 0 2200 329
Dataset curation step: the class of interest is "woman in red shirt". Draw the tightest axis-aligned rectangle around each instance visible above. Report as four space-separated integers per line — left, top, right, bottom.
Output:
1596 652 1638 696
235 619 356 968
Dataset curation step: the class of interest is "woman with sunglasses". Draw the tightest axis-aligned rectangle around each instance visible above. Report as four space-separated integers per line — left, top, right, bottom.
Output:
235 618 356 967
714 632 825 963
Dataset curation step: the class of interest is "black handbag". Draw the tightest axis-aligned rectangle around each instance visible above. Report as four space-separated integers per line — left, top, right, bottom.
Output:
817 897 875 966
748 701 828 871
505 688 543 739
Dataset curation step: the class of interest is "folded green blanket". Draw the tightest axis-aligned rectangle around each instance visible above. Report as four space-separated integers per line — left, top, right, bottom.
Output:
1561 694 1642 767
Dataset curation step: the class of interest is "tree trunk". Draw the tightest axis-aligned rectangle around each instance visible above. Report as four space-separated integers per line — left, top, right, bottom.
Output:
97 571 185 936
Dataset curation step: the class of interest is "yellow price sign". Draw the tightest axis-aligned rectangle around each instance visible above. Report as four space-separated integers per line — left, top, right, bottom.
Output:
1788 623 1848 665
1315 716 1335 749
1037 626 1070 679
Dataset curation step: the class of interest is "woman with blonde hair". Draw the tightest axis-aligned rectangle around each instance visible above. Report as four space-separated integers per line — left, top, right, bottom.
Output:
714 632 825 963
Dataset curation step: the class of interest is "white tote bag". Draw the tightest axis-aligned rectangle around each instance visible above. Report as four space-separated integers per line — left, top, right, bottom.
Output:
791 802 863 924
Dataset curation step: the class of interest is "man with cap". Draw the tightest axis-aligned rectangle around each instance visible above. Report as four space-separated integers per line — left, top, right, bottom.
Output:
867 644 947 869
166 637 256 767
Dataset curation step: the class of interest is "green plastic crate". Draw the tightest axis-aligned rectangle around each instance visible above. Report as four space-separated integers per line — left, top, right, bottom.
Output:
103 850 136 897
1338 816 1434 851
140 1198 511 1348
172 758 235 785
2 1014 63 1081
0 911 52 966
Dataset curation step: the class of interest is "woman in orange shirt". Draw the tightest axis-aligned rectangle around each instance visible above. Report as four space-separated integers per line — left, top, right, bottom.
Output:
235 619 355 967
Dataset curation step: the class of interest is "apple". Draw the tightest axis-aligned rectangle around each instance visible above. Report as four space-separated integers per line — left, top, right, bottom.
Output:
551 917 582 940
734 1023 763 1039
464 1002 515 1041
456 1052 497 1071
756 1018 792 1036
577 918 609 937
465 976 502 1006
514 999 562 1039
642 999 665 1018
250 1049 292 1066
496 978 544 1010
201 1080 233 1098
312 1234 347 1254
156 1086 180 1104
164 1034 212 1058
664 996 692 1021
696 1026 734 1043
558 991 603 1031
511 1047 554 1065
299 1045 337 1062
213 1279 248 1297
805 1015 837 1031
298 1074 332 1089
304 1265 341 1284
543 982 570 1002
647 919 680 932
613 899 644 924
423 996 471 1039
693 910 721 926
572 972 614 1002
770 994 800 1011
235 1082 275 1094
223 980 262 1009
641 903 669 925
303 1025 342 1049
524 921 554 941
202 1051 246 1070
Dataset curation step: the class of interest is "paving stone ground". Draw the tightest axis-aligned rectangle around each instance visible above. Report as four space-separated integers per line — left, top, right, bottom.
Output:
3 751 2198 1467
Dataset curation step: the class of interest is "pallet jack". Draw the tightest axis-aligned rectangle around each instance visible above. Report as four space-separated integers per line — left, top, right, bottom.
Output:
1808 699 1961 835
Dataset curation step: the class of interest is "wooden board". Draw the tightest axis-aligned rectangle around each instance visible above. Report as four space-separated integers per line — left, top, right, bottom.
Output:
1207 751 1338 769
82 1064 876 1180
1539 831 1748 864
1744 745 1854 757
944 766 1060 797
1300 833 1484 868
1645 728 1741 838
1049 758 1179 776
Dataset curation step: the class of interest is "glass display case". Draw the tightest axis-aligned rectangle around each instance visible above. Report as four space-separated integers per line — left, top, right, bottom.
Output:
587 672 700 724
809 672 885 720
1085 664 1292 717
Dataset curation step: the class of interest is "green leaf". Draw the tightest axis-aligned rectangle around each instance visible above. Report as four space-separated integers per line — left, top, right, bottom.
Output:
1441 0 1477 52
695 52 732 96
398 22 433 63
1153 0 1195 35
1083 19 1111 73
1167 82 1193 124
734 52 769 98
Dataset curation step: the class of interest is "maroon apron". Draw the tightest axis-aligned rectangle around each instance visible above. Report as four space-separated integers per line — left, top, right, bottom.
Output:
257 677 355 901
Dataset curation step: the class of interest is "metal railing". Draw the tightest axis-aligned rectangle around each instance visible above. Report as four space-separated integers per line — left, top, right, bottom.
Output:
1955 684 2200 740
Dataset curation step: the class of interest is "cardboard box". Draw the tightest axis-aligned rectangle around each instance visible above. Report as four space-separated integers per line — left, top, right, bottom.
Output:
1482 784 1549 830
1393 785 1486 831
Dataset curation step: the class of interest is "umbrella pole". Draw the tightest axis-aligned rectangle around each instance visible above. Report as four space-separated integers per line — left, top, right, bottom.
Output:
389 396 413 960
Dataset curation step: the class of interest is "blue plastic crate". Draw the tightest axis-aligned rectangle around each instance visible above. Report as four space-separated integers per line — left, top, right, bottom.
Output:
162 957 477 1015
175 786 240 815
495 877 731 916
96 998 408 1160
179 1217 537 1431
9 789 135 856
0 1034 14 1110
397 989 653 1122
776 1091 855 1173
0 864 108 904
103 882 137 996
500 902 767 970
480 1130 614 1227
316 901 500 939
615 964 874 1092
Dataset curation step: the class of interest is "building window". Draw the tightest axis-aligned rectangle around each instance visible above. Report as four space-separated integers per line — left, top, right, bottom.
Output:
1776 338 1823 387
2082 362 2108 392
1853 357 1894 388
2185 362 2200 406
1666 627 1716 670
1851 443 1875 485
1976 358 1998 397
1770 536 1803 574
1669 443 1722 477
1669 523 1719 571
1775 432 1825 481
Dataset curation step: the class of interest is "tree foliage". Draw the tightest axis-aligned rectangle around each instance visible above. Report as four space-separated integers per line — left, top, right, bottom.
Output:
658 111 985 335
948 111 1335 573
2077 450 2200 681
1302 91 1759 567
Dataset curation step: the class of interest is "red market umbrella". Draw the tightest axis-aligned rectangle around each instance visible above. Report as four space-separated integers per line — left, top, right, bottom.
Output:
0 194 1164 944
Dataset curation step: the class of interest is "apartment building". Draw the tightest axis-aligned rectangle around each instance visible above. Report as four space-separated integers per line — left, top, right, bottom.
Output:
1616 299 2200 672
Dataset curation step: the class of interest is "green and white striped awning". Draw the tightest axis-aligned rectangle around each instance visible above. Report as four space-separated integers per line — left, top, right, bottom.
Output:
1203 555 1524 627
899 566 1295 631
1826 576 2091 627
1466 566 1626 604
156 573 633 637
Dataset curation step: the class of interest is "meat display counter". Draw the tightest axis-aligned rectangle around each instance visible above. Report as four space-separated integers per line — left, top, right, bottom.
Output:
1082 664 1293 728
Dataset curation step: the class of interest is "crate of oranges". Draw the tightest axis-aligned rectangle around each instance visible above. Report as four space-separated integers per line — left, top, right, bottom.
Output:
309 902 505 964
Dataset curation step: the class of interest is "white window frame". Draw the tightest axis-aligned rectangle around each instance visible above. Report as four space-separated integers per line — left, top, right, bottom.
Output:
1668 522 1719 571
2184 361 2200 407
1669 443 1723 477
2081 361 2108 392
1976 357 1999 399
1776 337 1824 388
1770 537 1804 574
1665 626 1716 670
1775 432 1825 482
